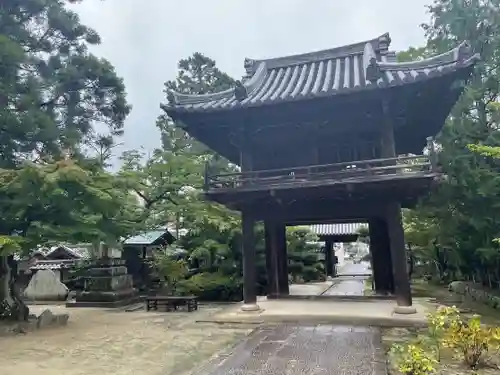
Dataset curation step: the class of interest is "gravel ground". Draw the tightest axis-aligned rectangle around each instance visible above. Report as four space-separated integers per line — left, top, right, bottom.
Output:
0 304 252 375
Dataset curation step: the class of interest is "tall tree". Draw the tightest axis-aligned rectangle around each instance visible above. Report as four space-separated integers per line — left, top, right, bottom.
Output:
159 53 235 169
0 0 130 167
0 0 132 320
125 53 240 234
402 0 500 285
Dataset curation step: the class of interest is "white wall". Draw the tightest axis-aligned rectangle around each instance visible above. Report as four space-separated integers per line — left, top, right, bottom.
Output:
334 243 345 266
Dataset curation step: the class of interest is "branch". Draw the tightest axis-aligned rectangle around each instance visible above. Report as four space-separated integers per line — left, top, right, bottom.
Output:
133 188 177 209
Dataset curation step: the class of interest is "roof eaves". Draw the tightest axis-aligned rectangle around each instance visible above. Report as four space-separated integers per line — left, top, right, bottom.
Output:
378 41 480 71
165 62 267 108
244 32 391 73
162 39 479 115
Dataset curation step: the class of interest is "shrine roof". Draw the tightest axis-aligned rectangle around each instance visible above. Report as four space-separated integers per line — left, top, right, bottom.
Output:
163 33 479 114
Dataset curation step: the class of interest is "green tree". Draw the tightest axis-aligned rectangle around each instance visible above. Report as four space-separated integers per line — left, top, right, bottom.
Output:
0 0 130 167
159 53 236 172
0 160 143 319
401 0 500 286
0 0 132 320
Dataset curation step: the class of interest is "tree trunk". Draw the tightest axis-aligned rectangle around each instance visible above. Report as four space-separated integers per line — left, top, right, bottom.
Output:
0 255 29 321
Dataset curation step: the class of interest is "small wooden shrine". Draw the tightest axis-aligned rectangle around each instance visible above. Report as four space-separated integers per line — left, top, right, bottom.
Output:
162 33 479 313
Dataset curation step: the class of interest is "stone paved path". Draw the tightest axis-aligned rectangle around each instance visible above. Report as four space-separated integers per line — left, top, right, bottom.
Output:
195 324 385 375
323 262 369 296
193 262 385 375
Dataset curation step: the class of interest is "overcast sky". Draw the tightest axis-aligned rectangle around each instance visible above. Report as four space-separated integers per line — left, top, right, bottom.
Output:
75 0 432 162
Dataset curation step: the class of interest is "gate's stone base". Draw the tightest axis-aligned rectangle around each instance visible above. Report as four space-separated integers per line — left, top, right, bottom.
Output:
201 298 428 328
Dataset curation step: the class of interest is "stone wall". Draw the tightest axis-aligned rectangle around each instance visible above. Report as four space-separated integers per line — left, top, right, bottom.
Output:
448 281 500 310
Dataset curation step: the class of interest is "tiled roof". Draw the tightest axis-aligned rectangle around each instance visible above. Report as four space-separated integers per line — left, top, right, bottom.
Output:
30 259 77 270
123 230 172 245
163 33 479 113
14 244 90 261
45 245 89 259
308 223 367 236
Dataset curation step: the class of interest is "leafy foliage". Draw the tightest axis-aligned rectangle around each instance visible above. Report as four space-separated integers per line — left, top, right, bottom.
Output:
0 236 21 257
400 0 500 288
177 272 243 301
390 344 437 375
0 160 143 251
149 252 188 295
440 306 500 368
390 306 500 373
0 0 130 167
0 0 132 320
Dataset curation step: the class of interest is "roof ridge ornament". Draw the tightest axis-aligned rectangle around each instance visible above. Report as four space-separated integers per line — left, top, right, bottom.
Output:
378 32 392 54
457 41 473 62
366 58 382 83
243 58 256 80
234 80 248 101
167 91 177 105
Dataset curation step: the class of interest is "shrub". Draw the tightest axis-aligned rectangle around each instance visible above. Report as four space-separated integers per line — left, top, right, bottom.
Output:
149 253 188 295
177 272 242 302
441 307 500 368
425 306 452 361
288 260 305 275
390 344 437 375
302 265 321 282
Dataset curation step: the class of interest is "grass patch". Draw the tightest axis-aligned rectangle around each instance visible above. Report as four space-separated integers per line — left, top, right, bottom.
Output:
364 277 373 296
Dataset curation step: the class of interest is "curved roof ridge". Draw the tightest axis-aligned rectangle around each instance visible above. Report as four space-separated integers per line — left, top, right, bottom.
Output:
378 41 478 71
166 62 268 106
244 33 391 73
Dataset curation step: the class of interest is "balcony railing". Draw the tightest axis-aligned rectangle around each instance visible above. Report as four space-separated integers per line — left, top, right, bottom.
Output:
204 154 437 191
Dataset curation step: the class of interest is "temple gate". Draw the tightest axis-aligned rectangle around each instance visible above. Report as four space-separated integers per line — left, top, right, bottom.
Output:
163 33 478 314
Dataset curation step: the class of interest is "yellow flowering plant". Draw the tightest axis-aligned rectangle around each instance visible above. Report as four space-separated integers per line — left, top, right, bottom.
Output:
425 305 456 361
442 308 500 369
390 344 437 375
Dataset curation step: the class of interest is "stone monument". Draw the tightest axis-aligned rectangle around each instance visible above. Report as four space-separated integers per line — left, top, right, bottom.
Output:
24 269 69 301
67 243 139 308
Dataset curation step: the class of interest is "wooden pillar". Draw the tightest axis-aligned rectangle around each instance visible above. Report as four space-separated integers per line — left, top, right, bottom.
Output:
276 223 289 295
239 125 259 310
369 218 394 294
386 202 415 314
241 210 259 310
264 221 280 298
325 239 334 277
426 136 438 171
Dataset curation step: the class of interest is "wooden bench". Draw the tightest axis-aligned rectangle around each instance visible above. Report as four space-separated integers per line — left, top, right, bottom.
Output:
145 296 198 312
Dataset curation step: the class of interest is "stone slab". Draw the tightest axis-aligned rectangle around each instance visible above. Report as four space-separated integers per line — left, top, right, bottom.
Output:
289 281 333 296
205 299 428 328
75 288 138 302
66 295 142 308
0 308 69 337
23 269 69 301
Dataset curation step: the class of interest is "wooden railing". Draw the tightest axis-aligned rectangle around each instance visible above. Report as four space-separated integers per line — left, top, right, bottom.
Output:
204 154 437 191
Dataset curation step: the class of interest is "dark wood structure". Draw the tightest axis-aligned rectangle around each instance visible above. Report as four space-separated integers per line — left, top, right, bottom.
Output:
163 34 479 312
122 229 177 291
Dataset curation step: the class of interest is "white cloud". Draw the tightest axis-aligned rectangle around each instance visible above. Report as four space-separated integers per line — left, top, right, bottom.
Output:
74 0 432 159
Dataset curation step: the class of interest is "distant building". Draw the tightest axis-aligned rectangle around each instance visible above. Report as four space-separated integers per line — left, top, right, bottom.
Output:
121 228 186 290
307 223 368 269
